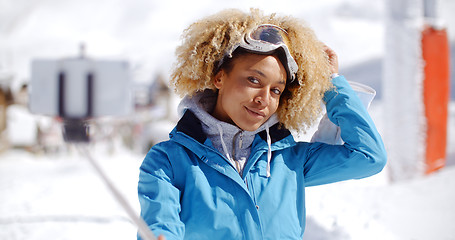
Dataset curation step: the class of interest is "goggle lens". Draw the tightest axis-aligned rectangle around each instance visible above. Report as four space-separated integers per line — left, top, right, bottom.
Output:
248 25 291 46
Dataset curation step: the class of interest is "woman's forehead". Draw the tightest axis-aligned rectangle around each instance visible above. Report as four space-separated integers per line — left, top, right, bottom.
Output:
230 53 287 82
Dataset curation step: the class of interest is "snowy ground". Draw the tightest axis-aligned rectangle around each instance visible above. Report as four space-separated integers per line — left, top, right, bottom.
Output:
0 101 454 240
0 144 142 240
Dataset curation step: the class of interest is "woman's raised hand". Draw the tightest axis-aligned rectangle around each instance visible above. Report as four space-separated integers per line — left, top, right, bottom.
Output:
323 45 339 74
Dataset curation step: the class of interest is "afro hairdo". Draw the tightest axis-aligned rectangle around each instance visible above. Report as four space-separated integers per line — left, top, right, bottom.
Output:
170 8 333 132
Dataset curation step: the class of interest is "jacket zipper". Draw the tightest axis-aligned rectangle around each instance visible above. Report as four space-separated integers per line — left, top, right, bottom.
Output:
232 130 244 176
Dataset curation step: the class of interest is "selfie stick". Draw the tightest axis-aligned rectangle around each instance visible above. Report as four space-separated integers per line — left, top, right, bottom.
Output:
76 144 157 240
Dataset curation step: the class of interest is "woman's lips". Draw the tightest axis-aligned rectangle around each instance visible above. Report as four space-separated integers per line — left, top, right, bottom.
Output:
245 106 266 118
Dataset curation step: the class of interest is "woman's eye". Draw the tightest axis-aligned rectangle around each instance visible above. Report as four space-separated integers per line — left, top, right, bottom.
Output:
271 88 282 95
248 77 259 84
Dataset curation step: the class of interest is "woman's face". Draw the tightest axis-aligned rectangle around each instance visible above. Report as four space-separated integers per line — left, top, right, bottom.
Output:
212 53 287 131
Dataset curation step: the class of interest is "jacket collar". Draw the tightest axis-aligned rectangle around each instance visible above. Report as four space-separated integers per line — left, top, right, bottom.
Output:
175 110 292 146
175 109 207 144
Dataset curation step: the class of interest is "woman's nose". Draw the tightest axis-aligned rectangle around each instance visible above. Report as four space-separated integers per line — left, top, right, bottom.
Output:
254 89 270 107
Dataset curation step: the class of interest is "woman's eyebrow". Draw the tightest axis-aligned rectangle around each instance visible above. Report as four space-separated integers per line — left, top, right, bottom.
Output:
249 69 286 85
250 69 266 78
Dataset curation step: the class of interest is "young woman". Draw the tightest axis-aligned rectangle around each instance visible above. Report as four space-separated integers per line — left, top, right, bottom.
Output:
138 9 386 240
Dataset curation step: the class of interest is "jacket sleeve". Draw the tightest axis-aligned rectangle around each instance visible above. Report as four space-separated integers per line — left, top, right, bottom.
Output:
138 142 184 240
303 75 387 186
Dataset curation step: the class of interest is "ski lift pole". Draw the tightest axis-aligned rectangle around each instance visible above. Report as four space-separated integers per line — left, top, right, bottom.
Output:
422 0 450 174
76 144 157 240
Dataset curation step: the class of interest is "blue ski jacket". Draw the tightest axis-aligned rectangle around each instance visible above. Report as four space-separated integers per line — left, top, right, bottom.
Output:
138 76 387 240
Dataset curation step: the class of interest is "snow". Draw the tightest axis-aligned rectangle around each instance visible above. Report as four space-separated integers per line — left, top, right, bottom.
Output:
305 165 455 240
0 145 142 240
1 0 455 239
5 105 37 146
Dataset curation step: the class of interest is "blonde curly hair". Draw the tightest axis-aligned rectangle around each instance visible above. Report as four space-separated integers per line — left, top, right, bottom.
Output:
170 8 333 132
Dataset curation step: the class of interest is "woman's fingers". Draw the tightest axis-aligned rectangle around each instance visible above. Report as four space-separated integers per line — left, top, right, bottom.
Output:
323 45 339 74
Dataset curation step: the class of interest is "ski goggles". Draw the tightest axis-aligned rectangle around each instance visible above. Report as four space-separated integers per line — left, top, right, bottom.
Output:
217 24 298 82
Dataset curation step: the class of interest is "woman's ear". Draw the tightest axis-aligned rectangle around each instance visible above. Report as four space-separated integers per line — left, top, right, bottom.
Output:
213 70 225 89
